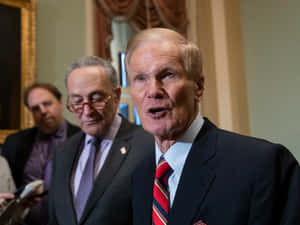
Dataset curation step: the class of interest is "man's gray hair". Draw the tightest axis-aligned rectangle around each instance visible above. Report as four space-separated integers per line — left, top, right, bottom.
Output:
65 56 118 87
125 28 203 83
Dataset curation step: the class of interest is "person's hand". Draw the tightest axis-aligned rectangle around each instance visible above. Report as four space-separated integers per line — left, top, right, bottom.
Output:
20 185 45 208
0 193 15 211
22 195 43 208
0 192 15 203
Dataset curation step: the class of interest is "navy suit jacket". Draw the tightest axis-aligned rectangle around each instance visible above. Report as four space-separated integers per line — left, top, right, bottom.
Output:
132 118 300 225
48 118 153 225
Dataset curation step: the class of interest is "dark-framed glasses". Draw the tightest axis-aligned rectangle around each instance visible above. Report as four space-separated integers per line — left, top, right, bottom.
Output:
67 95 111 114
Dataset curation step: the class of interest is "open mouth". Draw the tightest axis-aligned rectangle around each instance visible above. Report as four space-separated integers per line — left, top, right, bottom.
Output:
84 120 98 125
147 107 169 118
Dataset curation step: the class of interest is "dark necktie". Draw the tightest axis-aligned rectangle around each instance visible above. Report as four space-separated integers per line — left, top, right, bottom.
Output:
152 155 173 225
74 137 100 221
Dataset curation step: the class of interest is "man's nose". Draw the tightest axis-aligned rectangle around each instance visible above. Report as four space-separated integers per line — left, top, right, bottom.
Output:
82 103 94 115
39 105 47 114
146 79 164 98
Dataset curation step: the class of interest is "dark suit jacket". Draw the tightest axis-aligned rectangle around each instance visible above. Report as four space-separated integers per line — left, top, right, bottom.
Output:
132 118 300 225
2 121 79 188
48 118 153 225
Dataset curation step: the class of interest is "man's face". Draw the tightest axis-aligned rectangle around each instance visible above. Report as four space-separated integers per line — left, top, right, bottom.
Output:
67 66 121 137
27 88 64 134
128 41 203 140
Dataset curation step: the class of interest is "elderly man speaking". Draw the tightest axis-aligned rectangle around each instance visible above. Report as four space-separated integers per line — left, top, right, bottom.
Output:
125 28 300 225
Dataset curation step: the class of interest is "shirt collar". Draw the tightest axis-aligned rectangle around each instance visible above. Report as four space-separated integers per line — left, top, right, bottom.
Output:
37 119 67 140
55 120 67 138
84 114 122 145
155 114 204 172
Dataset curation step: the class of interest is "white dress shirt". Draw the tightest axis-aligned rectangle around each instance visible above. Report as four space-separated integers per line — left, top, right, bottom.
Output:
155 114 204 206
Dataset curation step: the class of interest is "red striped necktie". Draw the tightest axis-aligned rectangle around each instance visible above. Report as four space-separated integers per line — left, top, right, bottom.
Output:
152 155 173 225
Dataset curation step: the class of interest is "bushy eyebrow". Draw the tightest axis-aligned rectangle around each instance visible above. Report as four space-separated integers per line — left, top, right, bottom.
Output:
132 66 176 77
157 68 175 75
29 100 52 110
69 90 107 99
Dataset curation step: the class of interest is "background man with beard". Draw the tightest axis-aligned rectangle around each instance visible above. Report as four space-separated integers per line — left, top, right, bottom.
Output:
125 28 300 225
2 83 79 225
48 56 151 225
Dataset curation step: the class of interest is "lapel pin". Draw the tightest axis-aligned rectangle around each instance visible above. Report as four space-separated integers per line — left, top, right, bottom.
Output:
120 146 127 155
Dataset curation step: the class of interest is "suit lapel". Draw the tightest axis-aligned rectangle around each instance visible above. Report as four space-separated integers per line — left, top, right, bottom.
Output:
16 129 37 187
66 122 80 137
57 132 85 225
168 119 217 225
23 129 36 156
133 151 156 225
79 118 135 223
21 129 36 165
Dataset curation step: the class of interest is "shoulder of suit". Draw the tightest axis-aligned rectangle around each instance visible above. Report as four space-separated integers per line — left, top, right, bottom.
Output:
203 117 279 149
211 124 294 163
216 127 277 147
196 120 298 176
217 129 298 179
131 126 154 140
119 122 153 143
58 130 85 148
129 127 154 157
200 118 290 158
66 121 80 131
4 127 37 142
119 117 139 131
115 118 140 140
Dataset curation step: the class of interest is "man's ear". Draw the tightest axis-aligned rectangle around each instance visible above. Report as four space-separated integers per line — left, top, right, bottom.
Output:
113 86 122 102
194 76 205 102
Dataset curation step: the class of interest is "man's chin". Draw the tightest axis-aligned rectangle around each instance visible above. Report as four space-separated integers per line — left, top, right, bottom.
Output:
143 124 169 139
39 126 58 135
82 125 105 137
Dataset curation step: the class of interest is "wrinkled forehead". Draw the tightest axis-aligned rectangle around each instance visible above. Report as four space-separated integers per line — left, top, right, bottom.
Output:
129 39 181 65
127 29 183 57
28 88 55 103
68 66 113 91
27 88 61 110
128 28 184 50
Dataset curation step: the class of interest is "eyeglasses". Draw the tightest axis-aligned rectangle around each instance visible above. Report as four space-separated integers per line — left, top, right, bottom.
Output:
67 95 111 114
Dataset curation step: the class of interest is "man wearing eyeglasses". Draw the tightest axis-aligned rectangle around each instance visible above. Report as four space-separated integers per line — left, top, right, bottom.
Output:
1 83 80 225
48 56 152 225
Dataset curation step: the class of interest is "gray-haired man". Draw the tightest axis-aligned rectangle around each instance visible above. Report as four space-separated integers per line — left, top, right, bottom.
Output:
48 56 152 225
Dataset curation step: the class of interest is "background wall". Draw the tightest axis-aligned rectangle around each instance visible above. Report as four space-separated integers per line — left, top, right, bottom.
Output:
240 0 300 160
36 0 86 122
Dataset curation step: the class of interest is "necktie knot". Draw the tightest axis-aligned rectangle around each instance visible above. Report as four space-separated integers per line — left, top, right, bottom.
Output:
155 156 173 179
90 137 101 149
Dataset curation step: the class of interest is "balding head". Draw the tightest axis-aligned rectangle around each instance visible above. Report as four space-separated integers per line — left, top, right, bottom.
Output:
125 28 203 83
